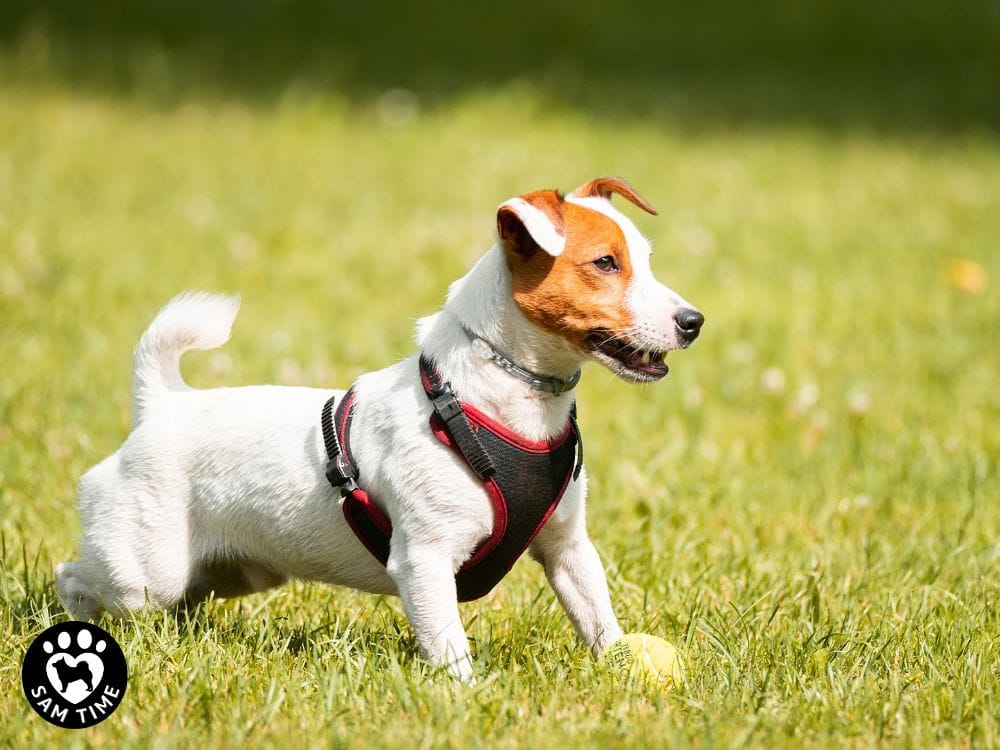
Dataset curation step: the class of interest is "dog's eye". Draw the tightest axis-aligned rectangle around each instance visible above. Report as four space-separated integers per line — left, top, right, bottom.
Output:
592 255 619 273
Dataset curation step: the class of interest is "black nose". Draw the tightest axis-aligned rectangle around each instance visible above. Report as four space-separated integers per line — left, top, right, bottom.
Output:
674 309 704 341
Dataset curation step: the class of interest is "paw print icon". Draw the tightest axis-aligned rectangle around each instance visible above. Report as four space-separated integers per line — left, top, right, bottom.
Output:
21 622 127 728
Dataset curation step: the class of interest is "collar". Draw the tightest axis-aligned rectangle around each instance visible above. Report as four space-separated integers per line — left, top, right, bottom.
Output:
459 324 582 396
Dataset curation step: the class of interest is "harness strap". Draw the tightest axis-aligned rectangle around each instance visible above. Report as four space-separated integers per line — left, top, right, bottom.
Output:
321 388 359 494
320 357 585 601
570 403 584 481
419 355 496 481
419 354 583 482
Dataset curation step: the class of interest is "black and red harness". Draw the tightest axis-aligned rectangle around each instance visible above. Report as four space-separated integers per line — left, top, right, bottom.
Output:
320 354 582 602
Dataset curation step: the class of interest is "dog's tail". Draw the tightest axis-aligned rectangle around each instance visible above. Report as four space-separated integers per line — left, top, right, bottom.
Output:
132 291 240 425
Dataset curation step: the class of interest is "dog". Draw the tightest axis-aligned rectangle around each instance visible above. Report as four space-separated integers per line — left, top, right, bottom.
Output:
50 656 96 693
56 177 703 679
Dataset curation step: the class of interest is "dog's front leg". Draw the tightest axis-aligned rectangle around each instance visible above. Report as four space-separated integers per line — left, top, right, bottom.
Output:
534 533 624 657
386 543 474 680
530 486 623 657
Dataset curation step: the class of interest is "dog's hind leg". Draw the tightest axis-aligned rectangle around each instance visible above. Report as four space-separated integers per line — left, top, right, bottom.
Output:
58 460 196 619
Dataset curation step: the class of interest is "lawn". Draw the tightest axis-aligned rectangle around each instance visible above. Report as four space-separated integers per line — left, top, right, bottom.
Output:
1 3 999 748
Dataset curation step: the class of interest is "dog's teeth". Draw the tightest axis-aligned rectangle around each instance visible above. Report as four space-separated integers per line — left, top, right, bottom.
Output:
641 351 651 365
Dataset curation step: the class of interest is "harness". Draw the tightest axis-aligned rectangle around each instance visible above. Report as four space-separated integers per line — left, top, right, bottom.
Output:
320 354 583 602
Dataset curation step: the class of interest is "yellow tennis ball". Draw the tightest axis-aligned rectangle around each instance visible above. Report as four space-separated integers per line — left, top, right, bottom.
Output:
599 633 685 687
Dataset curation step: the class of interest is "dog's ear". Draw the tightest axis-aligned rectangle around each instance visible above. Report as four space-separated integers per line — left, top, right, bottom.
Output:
571 177 657 215
496 190 566 258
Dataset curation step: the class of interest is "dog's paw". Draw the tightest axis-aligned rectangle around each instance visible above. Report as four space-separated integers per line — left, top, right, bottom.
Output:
54 562 104 620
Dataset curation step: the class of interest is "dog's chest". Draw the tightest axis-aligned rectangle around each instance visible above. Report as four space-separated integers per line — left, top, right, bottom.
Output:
327 360 581 601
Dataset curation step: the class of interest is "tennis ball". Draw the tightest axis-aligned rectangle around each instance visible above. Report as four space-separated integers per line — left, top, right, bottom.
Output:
599 634 685 687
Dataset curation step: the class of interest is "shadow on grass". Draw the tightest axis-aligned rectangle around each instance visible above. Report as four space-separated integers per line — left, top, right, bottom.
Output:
1 0 998 134
169 594 419 661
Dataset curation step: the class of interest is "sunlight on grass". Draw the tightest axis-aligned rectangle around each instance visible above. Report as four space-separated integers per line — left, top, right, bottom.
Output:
1 65 998 749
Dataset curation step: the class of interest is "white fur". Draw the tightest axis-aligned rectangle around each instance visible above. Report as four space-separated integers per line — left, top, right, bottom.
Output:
131 292 241 426
55 192 695 680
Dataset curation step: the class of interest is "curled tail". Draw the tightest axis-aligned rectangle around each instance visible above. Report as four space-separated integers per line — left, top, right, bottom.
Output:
132 292 240 425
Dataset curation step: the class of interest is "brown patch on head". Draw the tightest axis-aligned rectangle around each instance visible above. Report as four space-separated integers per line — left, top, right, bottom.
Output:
499 197 636 352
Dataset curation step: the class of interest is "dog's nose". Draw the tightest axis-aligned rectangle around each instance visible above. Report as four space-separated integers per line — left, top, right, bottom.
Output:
674 309 704 342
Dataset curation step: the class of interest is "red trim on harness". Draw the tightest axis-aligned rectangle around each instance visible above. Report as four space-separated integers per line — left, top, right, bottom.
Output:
520 468 572 553
342 488 392 563
461 478 508 568
338 390 357 439
419 366 436 394
348 488 391 536
458 468 572 599
462 402 573 453
428 417 509 567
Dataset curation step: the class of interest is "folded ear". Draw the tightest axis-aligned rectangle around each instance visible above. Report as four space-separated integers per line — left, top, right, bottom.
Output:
571 177 657 215
496 190 566 258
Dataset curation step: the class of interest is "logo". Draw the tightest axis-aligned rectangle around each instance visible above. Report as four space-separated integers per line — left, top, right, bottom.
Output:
21 622 127 728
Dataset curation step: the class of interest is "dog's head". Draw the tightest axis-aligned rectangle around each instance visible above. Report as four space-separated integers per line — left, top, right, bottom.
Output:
496 177 703 382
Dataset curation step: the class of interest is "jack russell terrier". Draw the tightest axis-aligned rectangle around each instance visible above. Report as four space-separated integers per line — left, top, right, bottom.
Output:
56 177 703 679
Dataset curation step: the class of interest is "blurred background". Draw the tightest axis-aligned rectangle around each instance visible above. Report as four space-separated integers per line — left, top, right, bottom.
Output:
1 2 998 747
2 0 999 130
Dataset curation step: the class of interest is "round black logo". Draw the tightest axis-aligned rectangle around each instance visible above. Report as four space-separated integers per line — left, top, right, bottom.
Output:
21 622 127 728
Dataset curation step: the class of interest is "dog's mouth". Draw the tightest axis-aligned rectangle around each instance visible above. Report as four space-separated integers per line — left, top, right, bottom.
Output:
584 331 669 382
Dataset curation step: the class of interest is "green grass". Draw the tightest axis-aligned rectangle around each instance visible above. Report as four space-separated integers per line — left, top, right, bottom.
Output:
2 4 999 748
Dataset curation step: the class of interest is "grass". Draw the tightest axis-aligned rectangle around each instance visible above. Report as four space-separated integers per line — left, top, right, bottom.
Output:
2 4 999 748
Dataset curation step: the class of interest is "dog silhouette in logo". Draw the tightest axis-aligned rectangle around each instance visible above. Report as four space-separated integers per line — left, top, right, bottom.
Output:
49 655 96 692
